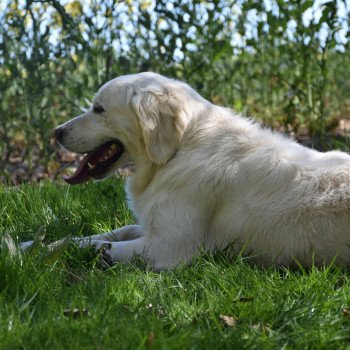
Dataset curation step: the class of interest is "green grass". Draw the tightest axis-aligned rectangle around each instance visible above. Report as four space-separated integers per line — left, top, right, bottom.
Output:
1 179 350 349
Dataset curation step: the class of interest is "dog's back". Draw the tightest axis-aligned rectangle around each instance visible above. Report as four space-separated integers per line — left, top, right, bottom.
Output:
140 104 350 266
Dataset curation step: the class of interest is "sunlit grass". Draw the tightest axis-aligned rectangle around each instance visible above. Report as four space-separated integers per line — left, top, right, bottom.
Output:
1 179 350 349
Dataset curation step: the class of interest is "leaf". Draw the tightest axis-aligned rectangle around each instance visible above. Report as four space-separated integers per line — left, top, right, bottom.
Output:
27 225 46 255
43 235 71 265
1 233 17 257
219 315 237 328
251 322 271 335
300 0 314 13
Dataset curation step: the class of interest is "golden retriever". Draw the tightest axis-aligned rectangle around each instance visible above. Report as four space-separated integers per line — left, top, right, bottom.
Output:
41 73 350 269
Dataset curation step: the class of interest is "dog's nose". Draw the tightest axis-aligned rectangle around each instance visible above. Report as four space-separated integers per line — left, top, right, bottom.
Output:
54 127 65 143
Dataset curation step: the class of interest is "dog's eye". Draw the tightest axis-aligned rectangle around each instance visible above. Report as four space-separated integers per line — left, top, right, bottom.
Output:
93 104 105 114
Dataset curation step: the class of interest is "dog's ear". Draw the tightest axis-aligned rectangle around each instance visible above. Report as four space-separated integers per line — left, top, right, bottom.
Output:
132 89 185 165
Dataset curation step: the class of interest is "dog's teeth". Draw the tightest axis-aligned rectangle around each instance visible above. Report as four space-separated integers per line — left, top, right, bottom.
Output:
87 162 95 170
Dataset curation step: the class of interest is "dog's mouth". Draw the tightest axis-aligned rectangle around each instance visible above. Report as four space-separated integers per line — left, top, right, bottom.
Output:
63 141 124 185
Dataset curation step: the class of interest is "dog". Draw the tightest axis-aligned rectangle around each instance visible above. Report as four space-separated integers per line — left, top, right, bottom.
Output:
44 72 350 269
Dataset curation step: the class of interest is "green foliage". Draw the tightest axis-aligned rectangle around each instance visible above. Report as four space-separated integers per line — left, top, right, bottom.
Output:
2 179 350 348
1 0 349 181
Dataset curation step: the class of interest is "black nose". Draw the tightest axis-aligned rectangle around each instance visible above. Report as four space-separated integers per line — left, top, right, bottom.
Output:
54 127 65 143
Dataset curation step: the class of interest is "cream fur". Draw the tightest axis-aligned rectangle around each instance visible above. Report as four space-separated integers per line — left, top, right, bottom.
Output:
50 72 350 269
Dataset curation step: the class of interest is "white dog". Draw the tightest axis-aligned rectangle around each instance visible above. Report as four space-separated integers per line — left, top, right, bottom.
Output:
50 72 350 269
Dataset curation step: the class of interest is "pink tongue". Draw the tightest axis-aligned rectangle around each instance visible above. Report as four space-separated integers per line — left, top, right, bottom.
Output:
62 141 123 185
62 153 94 185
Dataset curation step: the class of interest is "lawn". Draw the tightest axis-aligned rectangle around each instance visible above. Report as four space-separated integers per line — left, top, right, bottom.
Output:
1 179 350 349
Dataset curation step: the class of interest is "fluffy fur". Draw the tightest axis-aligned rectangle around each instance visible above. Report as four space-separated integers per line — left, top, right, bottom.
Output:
52 72 350 269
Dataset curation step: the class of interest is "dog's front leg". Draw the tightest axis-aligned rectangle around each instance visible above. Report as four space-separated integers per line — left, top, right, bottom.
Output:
75 225 142 243
65 201 204 269
94 201 205 269
89 230 201 270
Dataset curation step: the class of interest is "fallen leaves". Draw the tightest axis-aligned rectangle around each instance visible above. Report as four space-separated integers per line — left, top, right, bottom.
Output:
1 230 71 265
47 160 61 175
1 233 17 257
218 314 272 337
251 322 271 336
342 308 350 317
219 315 237 328
0 141 81 185
1 143 135 186
63 308 90 320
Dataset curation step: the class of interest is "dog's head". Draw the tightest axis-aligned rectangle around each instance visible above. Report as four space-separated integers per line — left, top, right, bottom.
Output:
55 72 202 184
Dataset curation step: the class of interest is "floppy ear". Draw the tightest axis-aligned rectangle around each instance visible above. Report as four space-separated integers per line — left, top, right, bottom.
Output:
132 90 185 165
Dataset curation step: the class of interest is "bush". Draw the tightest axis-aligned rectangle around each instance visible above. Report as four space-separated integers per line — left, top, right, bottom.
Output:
1 0 349 183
